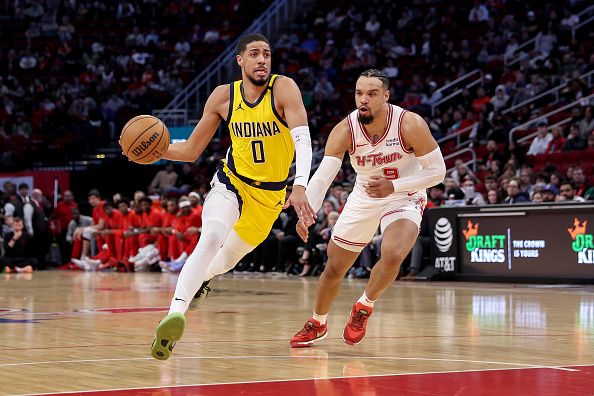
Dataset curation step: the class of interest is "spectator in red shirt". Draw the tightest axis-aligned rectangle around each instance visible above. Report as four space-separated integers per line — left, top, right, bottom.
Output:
159 199 179 260
547 126 566 153
95 201 124 260
138 196 164 255
53 190 77 233
121 200 143 263
472 87 491 113
53 190 77 264
161 199 202 271
188 192 203 216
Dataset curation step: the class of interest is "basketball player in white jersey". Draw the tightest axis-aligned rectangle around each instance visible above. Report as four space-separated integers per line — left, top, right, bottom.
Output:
290 69 446 347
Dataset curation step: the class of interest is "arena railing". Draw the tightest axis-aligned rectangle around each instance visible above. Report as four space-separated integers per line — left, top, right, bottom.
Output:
517 117 573 145
508 93 594 143
501 69 594 116
436 122 479 151
505 4 594 67
153 0 305 126
430 69 483 116
444 147 477 174
573 4 594 39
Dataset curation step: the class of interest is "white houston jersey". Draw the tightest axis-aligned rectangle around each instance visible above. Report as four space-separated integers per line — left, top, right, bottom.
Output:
347 104 423 197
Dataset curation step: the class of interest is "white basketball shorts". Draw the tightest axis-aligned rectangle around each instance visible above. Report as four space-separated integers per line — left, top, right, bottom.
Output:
331 188 426 252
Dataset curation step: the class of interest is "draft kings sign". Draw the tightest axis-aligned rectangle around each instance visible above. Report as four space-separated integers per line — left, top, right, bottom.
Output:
462 220 506 263
568 218 594 264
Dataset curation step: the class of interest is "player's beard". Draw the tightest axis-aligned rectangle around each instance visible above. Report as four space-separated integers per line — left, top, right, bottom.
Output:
358 111 373 125
248 74 268 86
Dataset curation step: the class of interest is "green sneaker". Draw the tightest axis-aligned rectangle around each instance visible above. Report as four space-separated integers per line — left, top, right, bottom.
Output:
151 312 186 360
188 280 212 311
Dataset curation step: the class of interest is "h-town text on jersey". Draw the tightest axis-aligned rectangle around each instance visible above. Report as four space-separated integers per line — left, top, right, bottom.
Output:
355 152 403 167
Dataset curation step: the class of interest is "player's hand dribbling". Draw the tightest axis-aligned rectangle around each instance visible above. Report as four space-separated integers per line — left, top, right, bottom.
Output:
296 219 309 242
365 175 394 198
284 185 316 227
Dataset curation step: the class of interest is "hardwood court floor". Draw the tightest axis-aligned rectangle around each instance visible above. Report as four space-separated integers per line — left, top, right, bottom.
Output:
1 271 594 395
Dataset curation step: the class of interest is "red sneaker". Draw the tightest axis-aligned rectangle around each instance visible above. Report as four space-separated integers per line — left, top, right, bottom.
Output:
342 302 373 345
290 318 328 348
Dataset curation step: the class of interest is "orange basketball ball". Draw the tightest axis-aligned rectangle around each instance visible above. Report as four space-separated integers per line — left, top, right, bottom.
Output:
120 115 170 164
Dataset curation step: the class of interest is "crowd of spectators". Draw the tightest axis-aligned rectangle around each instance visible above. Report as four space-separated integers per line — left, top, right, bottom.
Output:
0 0 269 168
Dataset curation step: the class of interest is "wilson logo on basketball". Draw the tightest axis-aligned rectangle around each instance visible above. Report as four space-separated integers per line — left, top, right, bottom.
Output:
131 131 160 157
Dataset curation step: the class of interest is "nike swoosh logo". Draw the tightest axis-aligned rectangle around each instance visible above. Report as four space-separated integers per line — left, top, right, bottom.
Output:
174 298 187 302
356 143 367 147
407 191 418 196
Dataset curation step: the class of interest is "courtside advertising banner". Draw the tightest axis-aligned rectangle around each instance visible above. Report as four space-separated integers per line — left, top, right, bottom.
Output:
460 211 594 278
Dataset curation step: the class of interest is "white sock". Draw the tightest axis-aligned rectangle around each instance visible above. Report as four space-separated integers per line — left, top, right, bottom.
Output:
168 230 225 314
357 291 376 308
312 312 327 325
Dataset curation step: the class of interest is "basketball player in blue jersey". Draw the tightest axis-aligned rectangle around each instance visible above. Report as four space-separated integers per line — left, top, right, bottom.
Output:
150 33 316 360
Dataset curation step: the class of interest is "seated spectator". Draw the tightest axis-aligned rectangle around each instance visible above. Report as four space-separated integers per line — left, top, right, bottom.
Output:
563 124 586 151
549 172 563 189
578 106 594 140
527 122 552 156
2 217 36 273
483 176 498 196
486 189 501 204
148 162 178 195
73 190 107 260
540 184 558 202
531 191 544 203
188 192 203 215
481 140 503 170
490 85 509 111
504 178 529 203
462 176 486 206
450 160 476 185
63 208 93 268
297 211 340 277
428 184 446 207
130 197 164 270
547 126 566 153
571 167 591 198
557 182 586 202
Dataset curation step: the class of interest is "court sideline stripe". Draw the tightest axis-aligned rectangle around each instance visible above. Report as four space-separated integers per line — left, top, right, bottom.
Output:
0 355 585 371
12 364 594 396
0 332 587 352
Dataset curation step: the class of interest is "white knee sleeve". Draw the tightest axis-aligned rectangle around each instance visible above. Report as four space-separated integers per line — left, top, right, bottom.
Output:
206 230 255 279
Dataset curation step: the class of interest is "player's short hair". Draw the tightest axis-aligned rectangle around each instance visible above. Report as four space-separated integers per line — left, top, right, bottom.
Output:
104 201 113 209
139 197 153 205
12 216 23 223
359 69 389 90
116 199 129 207
236 33 270 55
18 183 29 190
88 189 101 198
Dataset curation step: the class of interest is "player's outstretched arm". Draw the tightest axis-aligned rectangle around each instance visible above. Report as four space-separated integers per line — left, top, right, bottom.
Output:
162 85 228 163
275 77 316 226
296 119 351 242
366 111 446 198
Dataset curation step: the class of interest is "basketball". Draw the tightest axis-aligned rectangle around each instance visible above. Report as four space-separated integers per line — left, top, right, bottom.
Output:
120 115 170 164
